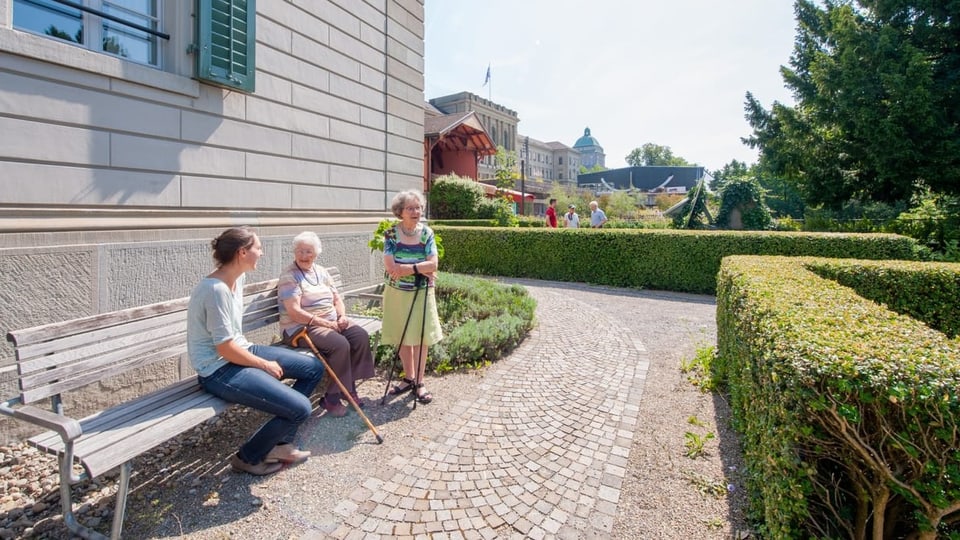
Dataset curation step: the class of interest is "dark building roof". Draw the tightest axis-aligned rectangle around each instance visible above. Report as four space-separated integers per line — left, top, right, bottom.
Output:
578 166 708 191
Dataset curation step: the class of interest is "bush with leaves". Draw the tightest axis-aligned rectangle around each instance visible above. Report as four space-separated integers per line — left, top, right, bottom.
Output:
715 178 773 230
428 174 484 219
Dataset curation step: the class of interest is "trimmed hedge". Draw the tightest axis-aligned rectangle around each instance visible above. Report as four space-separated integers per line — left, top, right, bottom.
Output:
434 227 920 294
805 259 960 338
716 256 960 538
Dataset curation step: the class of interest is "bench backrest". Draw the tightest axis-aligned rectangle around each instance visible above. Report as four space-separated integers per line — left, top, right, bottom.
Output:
6 269 345 406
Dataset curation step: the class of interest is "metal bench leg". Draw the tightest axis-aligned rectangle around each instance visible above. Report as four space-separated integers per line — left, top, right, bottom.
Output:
58 445 108 540
110 461 132 540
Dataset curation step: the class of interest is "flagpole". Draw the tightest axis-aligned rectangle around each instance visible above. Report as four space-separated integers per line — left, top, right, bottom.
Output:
483 63 491 101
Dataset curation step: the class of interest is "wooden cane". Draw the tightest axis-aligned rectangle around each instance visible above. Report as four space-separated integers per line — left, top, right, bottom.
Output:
290 327 384 444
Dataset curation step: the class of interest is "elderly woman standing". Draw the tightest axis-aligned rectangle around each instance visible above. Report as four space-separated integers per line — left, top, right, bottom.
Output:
187 227 321 476
279 232 374 417
383 190 443 404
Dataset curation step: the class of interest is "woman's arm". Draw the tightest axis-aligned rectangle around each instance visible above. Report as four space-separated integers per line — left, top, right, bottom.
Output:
216 339 283 379
282 296 338 330
384 253 422 280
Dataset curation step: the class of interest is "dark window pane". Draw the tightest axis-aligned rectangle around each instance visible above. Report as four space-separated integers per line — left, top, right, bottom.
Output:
102 0 158 65
13 0 84 44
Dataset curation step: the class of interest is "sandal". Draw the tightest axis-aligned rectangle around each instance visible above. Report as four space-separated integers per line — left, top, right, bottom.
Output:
414 383 433 404
389 378 415 396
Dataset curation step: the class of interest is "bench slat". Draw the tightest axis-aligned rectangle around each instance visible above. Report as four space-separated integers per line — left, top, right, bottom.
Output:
21 345 186 404
7 297 191 348
18 321 187 382
14 307 188 366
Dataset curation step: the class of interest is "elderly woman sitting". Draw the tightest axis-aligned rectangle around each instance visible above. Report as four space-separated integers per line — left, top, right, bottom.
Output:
278 231 374 417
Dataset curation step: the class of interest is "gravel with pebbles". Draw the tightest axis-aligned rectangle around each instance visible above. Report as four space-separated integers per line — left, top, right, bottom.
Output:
0 280 749 539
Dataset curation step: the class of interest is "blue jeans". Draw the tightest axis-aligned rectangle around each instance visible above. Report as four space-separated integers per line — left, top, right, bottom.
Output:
199 344 324 464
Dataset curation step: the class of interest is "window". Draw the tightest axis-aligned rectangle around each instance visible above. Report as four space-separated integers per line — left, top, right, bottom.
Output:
12 0 256 93
196 0 256 92
14 0 163 66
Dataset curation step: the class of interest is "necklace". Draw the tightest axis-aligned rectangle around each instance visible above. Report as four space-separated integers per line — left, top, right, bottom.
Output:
399 222 420 236
297 265 319 286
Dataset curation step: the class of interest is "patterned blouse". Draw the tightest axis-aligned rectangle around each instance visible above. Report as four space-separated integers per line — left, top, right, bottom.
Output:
383 224 436 291
277 262 338 334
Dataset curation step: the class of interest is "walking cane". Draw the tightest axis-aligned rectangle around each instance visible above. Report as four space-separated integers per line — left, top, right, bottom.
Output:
290 327 384 444
411 275 430 410
380 274 424 405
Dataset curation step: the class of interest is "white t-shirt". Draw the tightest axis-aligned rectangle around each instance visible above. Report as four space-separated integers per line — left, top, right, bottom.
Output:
564 212 580 228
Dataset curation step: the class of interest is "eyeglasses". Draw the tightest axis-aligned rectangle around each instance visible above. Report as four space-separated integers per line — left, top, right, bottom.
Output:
295 249 317 256
404 206 422 212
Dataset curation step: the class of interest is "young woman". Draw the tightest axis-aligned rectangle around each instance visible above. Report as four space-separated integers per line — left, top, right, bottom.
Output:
186 227 323 475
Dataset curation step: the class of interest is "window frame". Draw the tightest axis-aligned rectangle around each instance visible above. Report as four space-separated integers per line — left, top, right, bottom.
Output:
1 0 198 97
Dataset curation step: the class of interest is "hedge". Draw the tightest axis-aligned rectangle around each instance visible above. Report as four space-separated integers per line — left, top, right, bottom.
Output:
716 256 960 538
433 227 921 294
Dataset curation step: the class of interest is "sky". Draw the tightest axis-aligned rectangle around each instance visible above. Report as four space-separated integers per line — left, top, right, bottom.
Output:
424 1 799 173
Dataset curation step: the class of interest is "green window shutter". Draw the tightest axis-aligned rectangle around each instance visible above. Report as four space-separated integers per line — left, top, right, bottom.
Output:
196 0 256 92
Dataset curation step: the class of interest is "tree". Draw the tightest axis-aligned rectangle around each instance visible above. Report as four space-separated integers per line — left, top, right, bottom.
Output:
625 143 692 167
579 163 606 174
710 159 751 192
487 146 519 226
745 0 960 208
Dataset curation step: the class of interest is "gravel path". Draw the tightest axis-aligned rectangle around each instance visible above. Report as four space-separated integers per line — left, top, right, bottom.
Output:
0 279 749 539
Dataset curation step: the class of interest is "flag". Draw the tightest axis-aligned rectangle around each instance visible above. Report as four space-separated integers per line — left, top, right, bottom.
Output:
483 64 491 87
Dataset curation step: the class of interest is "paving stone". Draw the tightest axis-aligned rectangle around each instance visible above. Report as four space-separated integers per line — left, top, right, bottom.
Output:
326 282 654 537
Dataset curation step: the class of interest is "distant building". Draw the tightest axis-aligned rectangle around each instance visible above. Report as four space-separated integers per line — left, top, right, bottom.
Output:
514 135 580 185
573 127 606 169
578 166 712 206
429 92 519 180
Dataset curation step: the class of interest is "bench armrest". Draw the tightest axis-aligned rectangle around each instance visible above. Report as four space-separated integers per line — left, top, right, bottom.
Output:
0 399 82 442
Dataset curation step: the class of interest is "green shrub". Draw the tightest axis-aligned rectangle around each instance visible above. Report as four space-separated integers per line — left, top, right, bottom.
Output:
716 256 960 538
373 273 536 374
476 197 518 227
429 174 484 219
806 259 960 338
434 227 921 294
715 179 773 230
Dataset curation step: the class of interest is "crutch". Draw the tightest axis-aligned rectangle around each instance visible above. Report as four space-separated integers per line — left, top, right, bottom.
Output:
380 274 424 405
411 277 431 410
290 327 384 444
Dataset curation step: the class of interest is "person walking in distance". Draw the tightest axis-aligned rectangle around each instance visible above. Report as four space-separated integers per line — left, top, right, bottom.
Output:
545 198 558 228
564 204 580 228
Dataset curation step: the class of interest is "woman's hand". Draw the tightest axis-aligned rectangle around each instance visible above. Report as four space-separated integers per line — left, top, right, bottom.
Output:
337 316 350 331
261 359 283 379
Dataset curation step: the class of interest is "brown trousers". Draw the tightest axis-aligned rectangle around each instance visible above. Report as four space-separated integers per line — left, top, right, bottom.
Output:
283 321 374 400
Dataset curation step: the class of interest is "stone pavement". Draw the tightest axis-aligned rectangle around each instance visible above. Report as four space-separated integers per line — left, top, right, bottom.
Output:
319 280 651 539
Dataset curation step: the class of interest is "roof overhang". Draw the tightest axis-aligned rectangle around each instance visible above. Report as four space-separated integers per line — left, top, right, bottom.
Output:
425 111 497 156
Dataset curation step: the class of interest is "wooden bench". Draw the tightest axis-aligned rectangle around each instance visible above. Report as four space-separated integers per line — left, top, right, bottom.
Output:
0 268 380 540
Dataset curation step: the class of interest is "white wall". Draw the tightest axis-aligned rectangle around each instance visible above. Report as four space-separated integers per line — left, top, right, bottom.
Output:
0 0 425 443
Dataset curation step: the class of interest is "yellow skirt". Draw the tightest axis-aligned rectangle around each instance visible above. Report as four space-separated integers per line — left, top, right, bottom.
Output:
380 285 443 346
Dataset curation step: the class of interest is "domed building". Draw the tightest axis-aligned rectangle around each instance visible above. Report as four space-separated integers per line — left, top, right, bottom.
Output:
573 127 606 169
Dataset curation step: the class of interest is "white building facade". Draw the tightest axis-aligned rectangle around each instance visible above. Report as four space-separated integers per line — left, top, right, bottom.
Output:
0 0 425 442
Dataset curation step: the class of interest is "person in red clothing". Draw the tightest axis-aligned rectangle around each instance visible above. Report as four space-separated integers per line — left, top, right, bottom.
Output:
545 198 558 228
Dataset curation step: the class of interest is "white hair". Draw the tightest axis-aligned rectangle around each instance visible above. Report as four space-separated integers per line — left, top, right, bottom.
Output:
292 231 321 252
